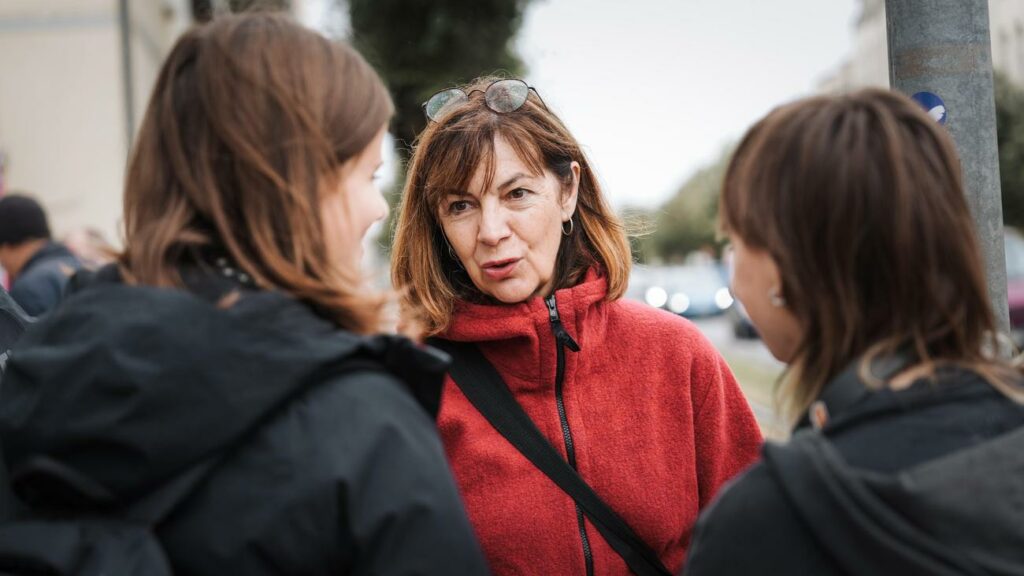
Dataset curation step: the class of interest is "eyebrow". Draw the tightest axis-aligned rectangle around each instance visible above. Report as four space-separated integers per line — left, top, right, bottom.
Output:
496 172 532 191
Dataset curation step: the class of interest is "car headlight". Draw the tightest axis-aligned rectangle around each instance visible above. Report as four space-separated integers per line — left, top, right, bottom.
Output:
669 293 690 314
715 287 734 309
645 286 668 308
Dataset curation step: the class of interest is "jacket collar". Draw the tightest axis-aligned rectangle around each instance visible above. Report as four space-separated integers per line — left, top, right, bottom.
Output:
20 241 75 277
442 269 608 387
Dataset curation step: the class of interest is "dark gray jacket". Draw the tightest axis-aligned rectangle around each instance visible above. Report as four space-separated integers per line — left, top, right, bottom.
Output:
8 242 80 316
685 367 1024 576
0 266 489 575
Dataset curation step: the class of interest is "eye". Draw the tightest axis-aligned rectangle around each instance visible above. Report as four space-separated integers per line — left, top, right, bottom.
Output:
507 188 529 200
447 200 471 214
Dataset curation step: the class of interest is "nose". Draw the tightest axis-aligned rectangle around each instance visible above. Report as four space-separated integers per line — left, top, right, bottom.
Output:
477 201 511 246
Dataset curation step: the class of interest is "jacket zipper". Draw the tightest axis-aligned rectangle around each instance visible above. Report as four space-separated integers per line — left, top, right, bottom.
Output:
544 294 593 576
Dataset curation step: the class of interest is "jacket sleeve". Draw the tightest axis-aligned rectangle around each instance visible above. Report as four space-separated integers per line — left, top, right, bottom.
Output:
688 334 763 509
325 369 491 576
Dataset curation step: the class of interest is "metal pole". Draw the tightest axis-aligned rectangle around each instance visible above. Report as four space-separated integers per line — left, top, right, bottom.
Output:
886 0 1010 337
118 0 136 151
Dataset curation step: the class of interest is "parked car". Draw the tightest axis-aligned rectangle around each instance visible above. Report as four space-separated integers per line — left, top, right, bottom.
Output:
1005 228 1024 344
727 299 759 339
638 264 733 318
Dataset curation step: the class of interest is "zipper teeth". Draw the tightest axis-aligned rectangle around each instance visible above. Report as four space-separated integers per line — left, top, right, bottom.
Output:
555 370 578 466
576 505 594 575
549 294 593 576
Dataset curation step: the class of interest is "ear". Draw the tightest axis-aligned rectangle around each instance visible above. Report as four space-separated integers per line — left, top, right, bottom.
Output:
561 161 581 222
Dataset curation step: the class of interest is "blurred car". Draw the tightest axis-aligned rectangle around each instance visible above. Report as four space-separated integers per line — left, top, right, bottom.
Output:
625 264 656 303
1005 228 1024 344
640 264 734 318
727 298 759 339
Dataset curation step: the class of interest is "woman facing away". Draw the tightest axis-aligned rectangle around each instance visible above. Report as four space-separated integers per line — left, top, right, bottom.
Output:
390 77 763 575
0 13 488 575
684 88 1024 575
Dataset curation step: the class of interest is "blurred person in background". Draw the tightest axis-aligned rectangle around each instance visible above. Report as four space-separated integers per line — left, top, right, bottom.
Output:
391 77 762 575
0 13 486 575
0 193 82 316
685 89 1024 574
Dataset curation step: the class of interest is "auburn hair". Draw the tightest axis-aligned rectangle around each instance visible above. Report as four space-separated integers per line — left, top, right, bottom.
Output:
120 13 393 333
721 88 1021 424
391 77 631 335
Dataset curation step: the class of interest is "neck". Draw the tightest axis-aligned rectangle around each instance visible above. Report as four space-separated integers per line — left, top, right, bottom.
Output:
3 239 49 279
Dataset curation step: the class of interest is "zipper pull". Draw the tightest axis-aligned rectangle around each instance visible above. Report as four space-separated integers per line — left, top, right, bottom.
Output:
544 294 580 352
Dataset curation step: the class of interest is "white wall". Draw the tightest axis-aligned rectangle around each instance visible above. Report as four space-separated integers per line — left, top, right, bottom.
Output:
0 1 124 242
0 0 191 246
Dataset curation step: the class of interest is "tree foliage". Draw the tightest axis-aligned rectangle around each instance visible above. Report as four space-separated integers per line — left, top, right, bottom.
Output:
347 0 534 151
995 72 1024 229
641 73 1024 261
636 149 731 263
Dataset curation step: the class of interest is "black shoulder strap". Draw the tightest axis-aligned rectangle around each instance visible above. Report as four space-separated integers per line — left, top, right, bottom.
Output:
430 339 672 576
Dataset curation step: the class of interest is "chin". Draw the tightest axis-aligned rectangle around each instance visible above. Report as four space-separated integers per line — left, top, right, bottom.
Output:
480 281 537 305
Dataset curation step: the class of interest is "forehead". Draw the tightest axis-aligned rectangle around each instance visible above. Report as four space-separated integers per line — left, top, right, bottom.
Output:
467 135 545 193
424 126 547 205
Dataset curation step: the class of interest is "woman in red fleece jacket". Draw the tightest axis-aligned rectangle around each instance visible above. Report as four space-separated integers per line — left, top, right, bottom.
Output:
391 77 762 575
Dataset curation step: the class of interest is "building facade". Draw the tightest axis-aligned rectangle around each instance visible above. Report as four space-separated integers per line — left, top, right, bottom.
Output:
820 0 1024 92
0 0 306 245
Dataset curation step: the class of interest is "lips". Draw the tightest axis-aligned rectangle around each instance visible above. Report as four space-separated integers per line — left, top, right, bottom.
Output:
481 258 521 280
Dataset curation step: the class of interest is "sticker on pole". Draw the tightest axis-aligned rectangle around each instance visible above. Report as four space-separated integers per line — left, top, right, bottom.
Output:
911 92 947 125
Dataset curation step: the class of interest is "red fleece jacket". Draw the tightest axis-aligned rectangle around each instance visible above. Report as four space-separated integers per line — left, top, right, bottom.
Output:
437 271 763 575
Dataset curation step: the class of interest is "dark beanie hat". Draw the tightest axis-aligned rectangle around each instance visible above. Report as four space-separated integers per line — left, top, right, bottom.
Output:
0 194 51 246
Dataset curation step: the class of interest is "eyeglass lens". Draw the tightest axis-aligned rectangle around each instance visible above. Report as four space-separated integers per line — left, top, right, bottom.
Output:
424 79 533 122
484 79 530 113
425 88 468 121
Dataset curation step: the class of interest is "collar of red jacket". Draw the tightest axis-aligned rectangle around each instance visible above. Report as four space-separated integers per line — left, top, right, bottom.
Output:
442 268 608 387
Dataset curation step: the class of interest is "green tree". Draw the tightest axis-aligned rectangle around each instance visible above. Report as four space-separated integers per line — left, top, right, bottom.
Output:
995 72 1024 229
346 0 534 151
641 148 731 263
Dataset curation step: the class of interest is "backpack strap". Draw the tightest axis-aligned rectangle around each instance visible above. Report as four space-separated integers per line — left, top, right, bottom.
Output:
430 338 673 576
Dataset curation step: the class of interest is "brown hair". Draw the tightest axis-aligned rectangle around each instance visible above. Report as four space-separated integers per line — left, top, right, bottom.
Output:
720 88 1021 423
120 13 393 333
391 77 631 335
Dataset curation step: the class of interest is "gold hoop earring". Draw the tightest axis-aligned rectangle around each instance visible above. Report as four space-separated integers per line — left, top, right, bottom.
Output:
561 218 574 236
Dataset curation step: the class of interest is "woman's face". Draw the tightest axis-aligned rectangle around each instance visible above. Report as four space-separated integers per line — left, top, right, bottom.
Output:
322 125 389 270
729 235 803 362
438 136 579 304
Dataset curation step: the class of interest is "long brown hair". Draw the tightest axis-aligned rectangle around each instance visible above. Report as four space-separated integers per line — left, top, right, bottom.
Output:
120 13 393 333
720 88 1020 422
391 77 631 335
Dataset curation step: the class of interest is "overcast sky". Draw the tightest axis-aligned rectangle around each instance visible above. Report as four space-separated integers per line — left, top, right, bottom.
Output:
516 0 859 209
304 0 860 209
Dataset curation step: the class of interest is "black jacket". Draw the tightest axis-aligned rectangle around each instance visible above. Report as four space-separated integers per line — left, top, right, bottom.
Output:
684 367 1024 576
0 267 489 575
0 285 29 370
7 241 81 317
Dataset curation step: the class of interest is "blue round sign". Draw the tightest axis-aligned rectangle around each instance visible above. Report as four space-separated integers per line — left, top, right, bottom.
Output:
911 91 947 125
